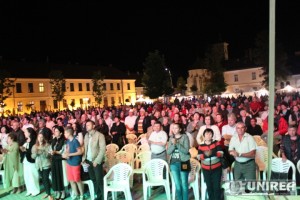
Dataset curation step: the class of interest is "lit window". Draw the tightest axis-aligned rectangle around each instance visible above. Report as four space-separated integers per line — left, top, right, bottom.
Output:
17 102 23 112
39 83 45 92
234 75 238 82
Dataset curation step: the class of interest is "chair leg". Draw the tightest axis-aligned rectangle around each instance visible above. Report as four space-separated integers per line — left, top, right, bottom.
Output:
143 185 148 200
104 190 108 200
164 185 171 200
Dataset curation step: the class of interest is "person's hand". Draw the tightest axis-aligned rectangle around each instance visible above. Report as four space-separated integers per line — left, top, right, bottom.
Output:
282 156 287 163
93 162 98 167
20 146 26 152
171 137 176 145
62 152 69 159
230 150 238 158
1 148 8 154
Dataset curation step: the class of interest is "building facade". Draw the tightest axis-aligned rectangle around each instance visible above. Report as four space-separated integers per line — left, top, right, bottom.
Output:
3 78 136 114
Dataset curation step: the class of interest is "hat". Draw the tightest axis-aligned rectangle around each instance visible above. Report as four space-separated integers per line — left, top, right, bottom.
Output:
129 109 134 113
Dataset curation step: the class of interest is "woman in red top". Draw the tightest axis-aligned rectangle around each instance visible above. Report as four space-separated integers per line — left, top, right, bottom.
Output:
197 128 223 200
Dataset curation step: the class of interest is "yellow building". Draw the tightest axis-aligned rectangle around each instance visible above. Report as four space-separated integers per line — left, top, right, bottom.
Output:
1 61 136 114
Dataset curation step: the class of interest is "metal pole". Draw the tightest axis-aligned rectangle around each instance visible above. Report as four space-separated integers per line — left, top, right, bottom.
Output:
267 0 276 181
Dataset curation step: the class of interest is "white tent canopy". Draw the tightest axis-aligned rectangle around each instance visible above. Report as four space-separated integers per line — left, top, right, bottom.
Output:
277 85 297 93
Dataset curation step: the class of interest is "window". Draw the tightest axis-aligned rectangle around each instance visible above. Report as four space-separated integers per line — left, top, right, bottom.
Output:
78 83 82 91
110 83 114 90
103 83 106 91
234 74 238 82
86 83 90 91
39 83 45 92
63 99 67 108
127 83 131 90
17 102 23 112
253 87 257 91
16 83 22 93
117 83 120 90
53 100 58 109
28 83 34 93
62 83 66 92
118 97 121 103
80 98 83 104
70 83 74 91
252 72 256 80
111 97 115 105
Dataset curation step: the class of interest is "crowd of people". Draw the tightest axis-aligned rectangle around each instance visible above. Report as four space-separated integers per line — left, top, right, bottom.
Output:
0 92 300 200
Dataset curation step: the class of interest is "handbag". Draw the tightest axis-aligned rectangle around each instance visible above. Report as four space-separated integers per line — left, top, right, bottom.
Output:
221 156 229 169
181 159 191 171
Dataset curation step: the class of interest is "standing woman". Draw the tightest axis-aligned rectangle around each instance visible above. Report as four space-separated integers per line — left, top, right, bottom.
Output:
2 133 21 193
197 128 223 200
72 122 84 146
32 133 53 200
196 115 221 145
167 123 190 200
21 127 40 196
51 126 66 200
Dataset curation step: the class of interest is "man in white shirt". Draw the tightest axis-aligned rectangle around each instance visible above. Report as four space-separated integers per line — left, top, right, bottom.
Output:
124 109 137 134
103 111 113 131
45 114 55 130
229 122 256 181
22 116 34 131
148 121 168 161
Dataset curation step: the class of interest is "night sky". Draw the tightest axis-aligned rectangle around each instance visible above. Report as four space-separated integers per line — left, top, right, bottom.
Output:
1 1 300 80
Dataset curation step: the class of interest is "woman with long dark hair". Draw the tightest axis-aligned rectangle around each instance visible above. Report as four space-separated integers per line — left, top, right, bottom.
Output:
21 127 39 196
167 123 190 200
32 133 53 200
50 126 66 199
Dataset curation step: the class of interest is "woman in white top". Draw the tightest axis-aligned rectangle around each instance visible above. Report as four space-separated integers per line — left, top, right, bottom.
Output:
0 126 9 149
196 115 221 145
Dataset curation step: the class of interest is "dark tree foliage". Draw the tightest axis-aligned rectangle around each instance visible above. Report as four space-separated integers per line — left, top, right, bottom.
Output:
49 70 66 110
253 30 290 87
177 76 187 94
92 70 105 105
0 69 14 108
142 50 173 99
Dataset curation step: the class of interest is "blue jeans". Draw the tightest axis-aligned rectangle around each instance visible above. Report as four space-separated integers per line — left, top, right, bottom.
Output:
170 162 189 200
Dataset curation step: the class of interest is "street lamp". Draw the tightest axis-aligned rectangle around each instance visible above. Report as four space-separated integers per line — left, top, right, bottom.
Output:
165 67 173 88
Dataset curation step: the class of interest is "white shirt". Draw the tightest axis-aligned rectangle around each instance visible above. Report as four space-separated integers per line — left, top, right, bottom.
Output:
196 125 221 145
148 130 168 154
22 123 34 131
222 124 236 136
229 132 257 163
105 118 113 130
124 115 137 129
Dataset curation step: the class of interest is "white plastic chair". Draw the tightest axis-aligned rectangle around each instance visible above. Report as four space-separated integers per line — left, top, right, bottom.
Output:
103 163 133 200
142 159 171 200
114 151 132 166
136 134 148 145
0 155 6 188
171 158 200 200
126 134 137 144
137 144 150 154
131 151 151 187
255 146 268 180
83 180 95 200
106 143 119 153
297 160 300 193
271 158 297 195
120 144 137 167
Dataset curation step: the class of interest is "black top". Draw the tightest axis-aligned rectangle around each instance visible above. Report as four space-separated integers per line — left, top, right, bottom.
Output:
247 125 263 136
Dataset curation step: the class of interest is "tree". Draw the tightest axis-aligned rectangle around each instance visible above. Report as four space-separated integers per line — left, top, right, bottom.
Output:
49 70 66 110
92 70 105 106
176 76 187 94
0 69 15 108
142 50 173 99
197 43 227 95
253 30 290 87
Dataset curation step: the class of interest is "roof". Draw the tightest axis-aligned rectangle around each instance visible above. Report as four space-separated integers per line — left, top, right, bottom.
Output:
0 60 135 80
